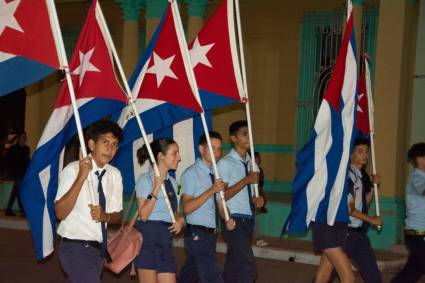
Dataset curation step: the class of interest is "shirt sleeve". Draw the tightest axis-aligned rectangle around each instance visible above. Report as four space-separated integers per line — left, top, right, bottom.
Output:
411 173 425 195
217 159 232 184
135 174 153 199
55 163 78 201
181 169 196 197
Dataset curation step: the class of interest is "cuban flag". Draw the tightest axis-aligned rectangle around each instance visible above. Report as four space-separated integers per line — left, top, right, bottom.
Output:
0 0 60 96
114 1 208 192
285 1 358 234
355 56 373 138
20 0 127 260
189 0 244 108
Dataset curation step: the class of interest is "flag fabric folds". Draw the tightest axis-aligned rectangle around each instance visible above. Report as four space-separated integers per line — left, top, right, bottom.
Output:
285 3 358 234
188 0 244 109
115 2 204 149
0 0 60 96
20 0 127 260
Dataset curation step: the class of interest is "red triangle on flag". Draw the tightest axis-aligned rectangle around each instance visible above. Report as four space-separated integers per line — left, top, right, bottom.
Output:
135 3 203 113
356 68 370 135
56 0 126 108
189 0 243 101
0 0 60 69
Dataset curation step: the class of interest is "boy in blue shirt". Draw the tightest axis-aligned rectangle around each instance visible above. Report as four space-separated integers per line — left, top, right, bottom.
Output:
178 131 235 283
217 120 264 283
392 142 425 283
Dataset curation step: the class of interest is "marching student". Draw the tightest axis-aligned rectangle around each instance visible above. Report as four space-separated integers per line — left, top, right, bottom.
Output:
328 138 383 283
55 120 124 283
217 120 264 283
345 138 382 283
178 131 236 283
392 143 425 283
134 138 185 283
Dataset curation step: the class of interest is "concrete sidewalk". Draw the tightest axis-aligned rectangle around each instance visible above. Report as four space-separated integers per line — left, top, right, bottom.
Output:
0 214 407 274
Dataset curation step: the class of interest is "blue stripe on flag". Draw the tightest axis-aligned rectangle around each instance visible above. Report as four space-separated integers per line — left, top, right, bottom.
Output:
0 56 55 96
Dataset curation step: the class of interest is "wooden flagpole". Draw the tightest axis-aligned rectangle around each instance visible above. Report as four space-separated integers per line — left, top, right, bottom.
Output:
234 0 259 197
96 2 176 223
46 0 97 204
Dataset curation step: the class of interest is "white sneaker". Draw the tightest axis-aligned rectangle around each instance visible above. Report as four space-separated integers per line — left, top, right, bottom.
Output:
256 239 269 247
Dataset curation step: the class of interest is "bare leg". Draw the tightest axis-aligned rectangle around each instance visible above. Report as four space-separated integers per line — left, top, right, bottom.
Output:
158 272 176 283
138 268 158 283
315 253 335 283
319 247 355 283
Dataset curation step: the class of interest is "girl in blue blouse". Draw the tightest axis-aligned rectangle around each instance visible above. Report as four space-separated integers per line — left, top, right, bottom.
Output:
134 138 185 283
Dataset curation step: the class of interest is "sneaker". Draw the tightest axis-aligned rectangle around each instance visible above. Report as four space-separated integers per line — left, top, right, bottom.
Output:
256 238 269 247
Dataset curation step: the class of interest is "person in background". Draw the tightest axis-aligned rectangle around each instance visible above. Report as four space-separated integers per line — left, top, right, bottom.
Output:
253 151 268 247
5 132 30 216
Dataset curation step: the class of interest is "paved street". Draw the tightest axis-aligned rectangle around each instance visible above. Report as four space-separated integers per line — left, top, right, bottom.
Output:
0 228 418 283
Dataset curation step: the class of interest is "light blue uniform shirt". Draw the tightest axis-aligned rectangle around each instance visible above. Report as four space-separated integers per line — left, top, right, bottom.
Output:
405 168 425 231
135 170 180 223
217 148 254 216
182 158 217 228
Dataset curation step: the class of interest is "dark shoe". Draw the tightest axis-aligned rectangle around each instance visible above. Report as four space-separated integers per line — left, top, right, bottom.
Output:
5 210 17 216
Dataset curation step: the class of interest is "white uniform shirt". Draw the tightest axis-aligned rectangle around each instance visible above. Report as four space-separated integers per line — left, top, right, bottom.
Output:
56 160 123 242
347 165 364 228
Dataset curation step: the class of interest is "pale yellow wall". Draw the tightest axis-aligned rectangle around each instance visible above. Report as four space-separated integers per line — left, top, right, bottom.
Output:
373 0 418 197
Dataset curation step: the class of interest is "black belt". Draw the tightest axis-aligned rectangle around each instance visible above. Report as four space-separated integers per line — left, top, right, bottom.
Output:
186 224 216 234
405 229 425 236
348 227 365 233
62 237 101 249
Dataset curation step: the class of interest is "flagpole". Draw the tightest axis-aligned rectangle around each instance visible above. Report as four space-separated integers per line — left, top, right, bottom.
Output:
171 0 230 221
364 56 381 224
46 0 97 204
234 0 259 198
95 3 176 223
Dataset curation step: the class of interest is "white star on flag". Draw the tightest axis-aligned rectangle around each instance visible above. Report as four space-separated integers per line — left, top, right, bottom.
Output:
72 48 100 86
357 93 365 113
0 0 23 35
189 37 215 69
146 52 178 88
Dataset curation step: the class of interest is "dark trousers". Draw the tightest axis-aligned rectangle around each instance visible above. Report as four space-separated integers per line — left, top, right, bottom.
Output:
222 218 256 283
391 234 425 283
178 229 223 283
6 178 22 211
345 230 381 283
59 240 104 283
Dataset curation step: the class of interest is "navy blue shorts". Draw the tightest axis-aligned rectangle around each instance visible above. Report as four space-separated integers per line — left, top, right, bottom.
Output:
134 220 176 273
311 222 348 252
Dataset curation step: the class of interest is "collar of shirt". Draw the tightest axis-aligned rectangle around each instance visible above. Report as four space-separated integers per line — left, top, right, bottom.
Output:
414 168 425 178
195 158 213 175
350 164 363 179
228 148 250 163
90 155 107 174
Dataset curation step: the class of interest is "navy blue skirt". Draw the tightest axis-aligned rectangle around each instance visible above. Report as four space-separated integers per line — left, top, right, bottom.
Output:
134 220 176 273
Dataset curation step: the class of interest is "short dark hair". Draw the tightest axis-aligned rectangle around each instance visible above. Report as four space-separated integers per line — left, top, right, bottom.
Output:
254 151 260 158
199 131 222 146
85 120 123 144
229 120 248 136
354 138 370 147
407 143 425 166
137 138 177 166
